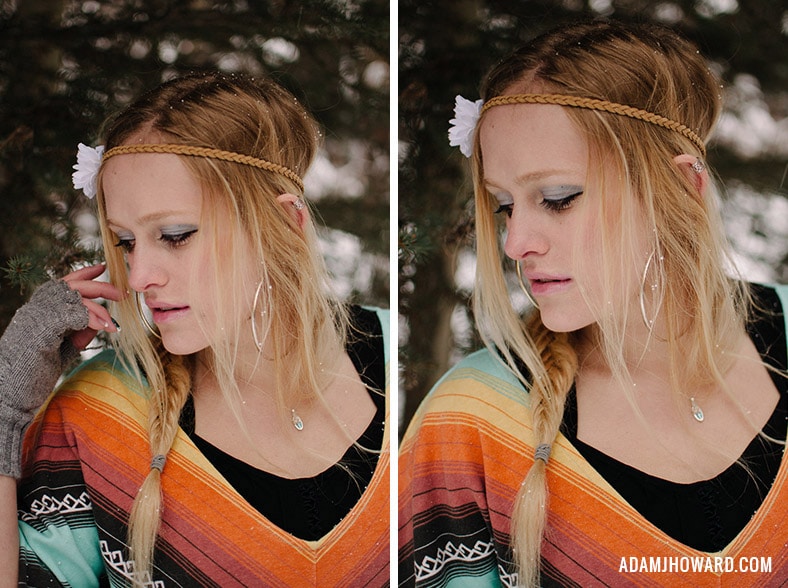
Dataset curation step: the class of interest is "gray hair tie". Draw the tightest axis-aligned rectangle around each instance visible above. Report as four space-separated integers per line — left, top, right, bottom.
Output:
150 454 167 472
534 443 551 464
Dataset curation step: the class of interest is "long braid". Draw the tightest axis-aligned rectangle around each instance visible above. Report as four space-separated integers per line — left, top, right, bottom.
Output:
510 313 578 588
127 340 193 585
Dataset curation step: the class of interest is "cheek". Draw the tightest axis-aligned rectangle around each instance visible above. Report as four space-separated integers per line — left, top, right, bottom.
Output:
195 267 223 314
568 212 609 311
180 245 216 313
193 247 259 330
570 206 602 270
501 218 515 257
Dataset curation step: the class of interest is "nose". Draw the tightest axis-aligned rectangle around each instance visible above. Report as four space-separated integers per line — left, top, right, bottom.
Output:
126 246 168 293
502 207 549 261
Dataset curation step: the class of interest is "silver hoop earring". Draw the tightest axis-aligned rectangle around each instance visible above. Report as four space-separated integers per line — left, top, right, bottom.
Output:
639 250 662 330
251 280 265 352
515 260 539 309
135 291 161 340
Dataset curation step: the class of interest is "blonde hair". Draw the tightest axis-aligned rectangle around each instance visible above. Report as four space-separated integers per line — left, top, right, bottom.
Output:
470 20 748 586
94 72 348 583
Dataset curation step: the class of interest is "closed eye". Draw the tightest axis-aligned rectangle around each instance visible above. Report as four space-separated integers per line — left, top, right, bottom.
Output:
494 204 513 218
114 238 135 253
160 229 197 248
540 190 583 212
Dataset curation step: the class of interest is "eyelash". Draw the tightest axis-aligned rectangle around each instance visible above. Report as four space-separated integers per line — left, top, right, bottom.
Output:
541 191 583 212
114 230 198 253
494 204 514 217
493 191 583 217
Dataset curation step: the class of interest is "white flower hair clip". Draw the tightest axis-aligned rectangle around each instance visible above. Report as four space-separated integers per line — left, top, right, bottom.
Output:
448 95 483 158
72 143 105 199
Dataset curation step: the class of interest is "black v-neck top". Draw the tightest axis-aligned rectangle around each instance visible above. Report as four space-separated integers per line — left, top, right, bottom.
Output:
178 306 385 541
558 283 787 552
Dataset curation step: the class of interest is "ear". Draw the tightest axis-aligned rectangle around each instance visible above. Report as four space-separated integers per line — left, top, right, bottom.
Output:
276 193 309 230
673 154 708 198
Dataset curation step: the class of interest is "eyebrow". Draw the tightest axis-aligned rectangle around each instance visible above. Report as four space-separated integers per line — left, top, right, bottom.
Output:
106 210 195 228
484 168 578 190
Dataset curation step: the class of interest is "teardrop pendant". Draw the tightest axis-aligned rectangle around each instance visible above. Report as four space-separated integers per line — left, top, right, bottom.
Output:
291 409 304 431
690 397 704 422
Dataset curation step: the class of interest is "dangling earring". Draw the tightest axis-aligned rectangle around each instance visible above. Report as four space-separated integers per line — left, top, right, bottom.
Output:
515 260 539 309
638 250 663 330
135 291 161 340
251 279 266 352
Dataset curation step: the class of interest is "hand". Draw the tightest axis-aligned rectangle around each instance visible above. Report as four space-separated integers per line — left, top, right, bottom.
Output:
0 270 123 479
61 264 125 350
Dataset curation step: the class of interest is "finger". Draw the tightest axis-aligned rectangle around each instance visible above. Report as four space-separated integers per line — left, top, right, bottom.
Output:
62 263 107 283
86 313 110 333
83 299 118 332
70 280 125 302
70 328 98 351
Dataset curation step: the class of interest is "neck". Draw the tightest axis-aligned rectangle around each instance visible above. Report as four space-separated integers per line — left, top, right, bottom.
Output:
193 339 279 402
575 313 673 378
575 308 747 394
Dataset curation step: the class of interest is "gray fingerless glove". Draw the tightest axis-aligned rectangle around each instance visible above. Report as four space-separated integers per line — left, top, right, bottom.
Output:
0 280 89 478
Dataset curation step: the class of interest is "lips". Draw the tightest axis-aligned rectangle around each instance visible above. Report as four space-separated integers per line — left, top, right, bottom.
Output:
145 301 191 324
523 272 572 296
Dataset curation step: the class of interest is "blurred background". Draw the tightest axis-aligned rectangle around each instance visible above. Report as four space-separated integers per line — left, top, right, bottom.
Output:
0 0 389 336
399 0 788 437
2 0 786 441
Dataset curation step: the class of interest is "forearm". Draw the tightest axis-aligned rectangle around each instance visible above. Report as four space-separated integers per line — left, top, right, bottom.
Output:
0 280 88 478
0 475 18 586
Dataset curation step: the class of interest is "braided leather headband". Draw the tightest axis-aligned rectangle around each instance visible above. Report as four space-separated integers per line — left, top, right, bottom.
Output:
482 93 706 158
103 144 305 192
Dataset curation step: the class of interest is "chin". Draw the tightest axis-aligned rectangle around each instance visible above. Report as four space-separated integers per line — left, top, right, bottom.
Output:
159 332 208 356
537 307 593 334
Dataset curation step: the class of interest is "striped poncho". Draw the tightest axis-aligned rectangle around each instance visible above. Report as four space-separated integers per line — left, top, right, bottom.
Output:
18 309 390 587
399 286 788 587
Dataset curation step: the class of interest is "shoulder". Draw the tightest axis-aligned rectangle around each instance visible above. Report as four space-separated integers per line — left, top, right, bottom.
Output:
53 348 147 405
401 347 531 448
427 348 526 407
762 282 788 311
28 348 149 445
749 282 787 332
750 282 788 305
351 305 390 362
355 305 389 334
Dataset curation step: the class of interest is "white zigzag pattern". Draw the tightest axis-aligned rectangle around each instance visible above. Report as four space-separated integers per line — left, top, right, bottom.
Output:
19 491 92 523
415 539 496 580
415 539 520 587
100 541 165 588
498 563 519 588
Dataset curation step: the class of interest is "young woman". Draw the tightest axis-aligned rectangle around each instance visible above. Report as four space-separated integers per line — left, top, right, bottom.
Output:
0 72 389 586
399 20 787 587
